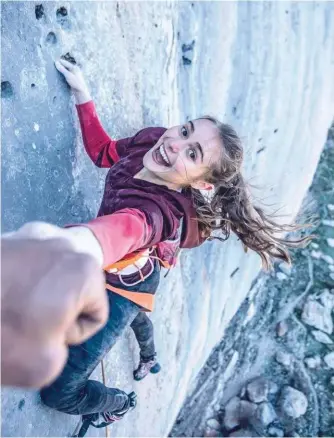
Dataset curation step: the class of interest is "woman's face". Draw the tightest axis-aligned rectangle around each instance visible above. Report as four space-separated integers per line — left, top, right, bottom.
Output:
143 119 222 191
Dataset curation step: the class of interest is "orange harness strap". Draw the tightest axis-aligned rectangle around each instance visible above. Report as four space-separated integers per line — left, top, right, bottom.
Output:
104 250 148 273
105 283 154 312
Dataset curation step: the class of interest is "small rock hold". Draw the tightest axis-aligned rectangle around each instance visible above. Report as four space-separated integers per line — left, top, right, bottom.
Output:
1 81 14 98
255 402 277 427
311 330 333 344
182 40 195 52
247 377 269 403
304 355 321 369
62 52 76 64
46 31 57 45
301 299 333 334
182 56 192 66
311 242 319 249
56 6 68 17
276 272 287 281
279 386 308 418
275 351 292 368
56 7 71 29
330 376 334 386
324 352 334 369
35 4 44 20
268 426 284 437
327 204 334 212
276 321 288 337
206 418 221 431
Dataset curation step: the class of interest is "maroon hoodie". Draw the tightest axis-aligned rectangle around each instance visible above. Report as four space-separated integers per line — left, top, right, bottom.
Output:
77 101 204 273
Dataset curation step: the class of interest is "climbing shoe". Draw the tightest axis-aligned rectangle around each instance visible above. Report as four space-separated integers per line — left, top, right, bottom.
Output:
133 356 161 381
73 392 137 437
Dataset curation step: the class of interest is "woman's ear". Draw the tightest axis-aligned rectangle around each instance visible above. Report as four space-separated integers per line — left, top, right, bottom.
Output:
190 180 214 191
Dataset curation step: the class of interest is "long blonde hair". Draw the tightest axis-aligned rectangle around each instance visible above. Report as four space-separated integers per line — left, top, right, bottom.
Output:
186 116 313 270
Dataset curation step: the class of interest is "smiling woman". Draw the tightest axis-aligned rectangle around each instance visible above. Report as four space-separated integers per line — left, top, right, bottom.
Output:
139 118 222 191
38 58 313 435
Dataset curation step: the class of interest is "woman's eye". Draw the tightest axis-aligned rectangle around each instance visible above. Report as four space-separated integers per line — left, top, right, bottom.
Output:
188 148 197 161
181 126 188 138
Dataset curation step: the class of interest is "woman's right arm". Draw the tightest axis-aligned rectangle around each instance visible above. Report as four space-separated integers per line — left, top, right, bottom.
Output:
55 59 119 168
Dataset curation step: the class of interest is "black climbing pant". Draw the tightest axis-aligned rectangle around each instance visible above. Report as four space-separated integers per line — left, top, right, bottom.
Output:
40 263 159 415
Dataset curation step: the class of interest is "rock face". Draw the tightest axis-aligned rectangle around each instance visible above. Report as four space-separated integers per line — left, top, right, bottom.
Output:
206 418 221 431
224 397 242 430
276 321 289 337
311 330 333 344
268 426 284 437
2 1 334 437
247 378 270 403
301 299 333 334
279 387 308 418
304 355 321 369
324 352 334 369
255 402 277 427
318 290 334 309
276 351 293 368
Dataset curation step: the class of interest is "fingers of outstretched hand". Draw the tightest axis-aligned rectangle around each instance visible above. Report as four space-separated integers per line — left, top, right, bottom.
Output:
7 221 66 240
60 253 108 344
21 244 108 345
55 60 71 77
1 236 107 387
1 337 67 389
58 58 77 71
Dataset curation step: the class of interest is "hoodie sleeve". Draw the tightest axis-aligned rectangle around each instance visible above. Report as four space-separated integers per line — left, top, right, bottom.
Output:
76 101 119 168
81 208 153 268
76 102 166 166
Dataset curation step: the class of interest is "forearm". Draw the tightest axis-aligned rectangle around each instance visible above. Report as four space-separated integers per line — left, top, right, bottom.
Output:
76 101 119 167
73 89 92 105
65 226 104 266
55 59 118 167
82 209 150 268
3 222 104 267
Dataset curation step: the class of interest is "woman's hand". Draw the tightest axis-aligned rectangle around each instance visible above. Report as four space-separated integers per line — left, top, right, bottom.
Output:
55 58 92 104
